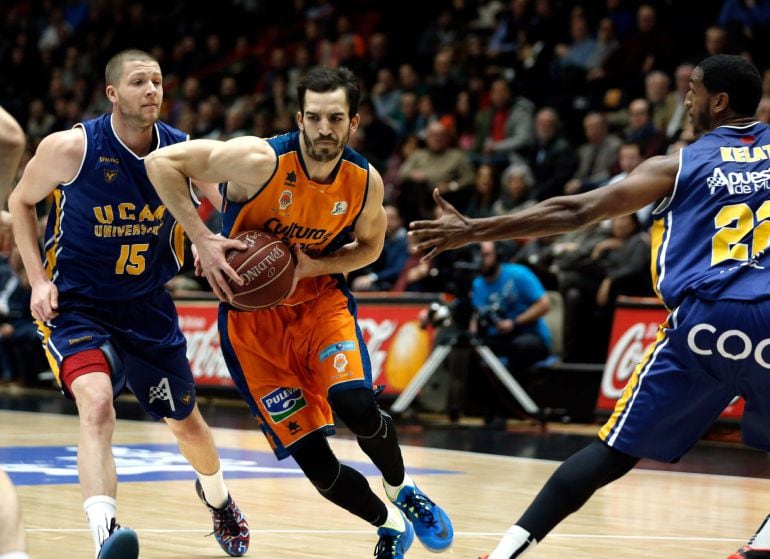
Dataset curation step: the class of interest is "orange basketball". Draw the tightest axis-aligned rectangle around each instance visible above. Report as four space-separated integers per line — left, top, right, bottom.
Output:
226 230 294 310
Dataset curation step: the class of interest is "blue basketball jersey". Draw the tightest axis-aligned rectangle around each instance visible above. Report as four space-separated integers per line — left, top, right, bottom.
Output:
651 122 770 309
43 114 189 301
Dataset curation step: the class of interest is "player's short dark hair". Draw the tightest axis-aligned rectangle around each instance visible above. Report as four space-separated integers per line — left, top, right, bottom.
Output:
105 49 159 86
698 54 762 117
297 66 361 117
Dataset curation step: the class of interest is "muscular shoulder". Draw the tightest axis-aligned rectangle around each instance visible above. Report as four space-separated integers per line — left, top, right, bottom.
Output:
36 127 85 184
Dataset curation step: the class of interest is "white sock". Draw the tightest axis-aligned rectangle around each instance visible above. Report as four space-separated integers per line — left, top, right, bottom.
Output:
379 505 406 532
749 515 770 548
83 495 117 550
384 473 414 501
488 525 537 559
0 553 31 559
197 467 229 509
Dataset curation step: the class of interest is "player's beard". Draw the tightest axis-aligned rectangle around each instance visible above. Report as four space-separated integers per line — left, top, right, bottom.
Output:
118 102 159 129
691 106 710 135
302 128 348 162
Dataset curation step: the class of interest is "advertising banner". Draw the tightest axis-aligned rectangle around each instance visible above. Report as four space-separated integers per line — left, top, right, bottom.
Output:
176 296 435 395
597 298 744 419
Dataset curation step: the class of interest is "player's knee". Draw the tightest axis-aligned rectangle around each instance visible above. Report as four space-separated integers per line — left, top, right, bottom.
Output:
291 431 340 490
76 389 116 429
166 407 210 443
328 388 382 436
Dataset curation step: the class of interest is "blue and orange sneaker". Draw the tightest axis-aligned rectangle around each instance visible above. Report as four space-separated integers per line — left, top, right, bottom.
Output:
195 480 250 557
728 547 770 559
375 513 415 559
97 519 139 559
388 484 453 552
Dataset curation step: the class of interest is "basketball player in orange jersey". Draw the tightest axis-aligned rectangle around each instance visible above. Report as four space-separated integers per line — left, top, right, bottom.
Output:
410 55 770 559
145 66 454 559
8 49 249 559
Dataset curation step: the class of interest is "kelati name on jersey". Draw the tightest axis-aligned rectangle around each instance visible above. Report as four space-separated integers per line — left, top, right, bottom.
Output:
92 202 167 238
720 144 770 162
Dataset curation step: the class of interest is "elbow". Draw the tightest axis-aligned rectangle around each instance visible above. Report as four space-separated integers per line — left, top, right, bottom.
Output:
0 122 25 154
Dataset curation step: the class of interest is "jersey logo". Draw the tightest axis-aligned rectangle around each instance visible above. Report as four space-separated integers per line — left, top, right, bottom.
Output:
148 377 176 412
333 353 348 373
103 169 118 183
284 170 297 186
278 190 293 211
331 201 348 215
261 387 307 423
707 167 770 195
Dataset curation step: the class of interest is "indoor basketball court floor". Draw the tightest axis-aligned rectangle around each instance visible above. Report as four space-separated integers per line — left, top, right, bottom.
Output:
1 388 767 558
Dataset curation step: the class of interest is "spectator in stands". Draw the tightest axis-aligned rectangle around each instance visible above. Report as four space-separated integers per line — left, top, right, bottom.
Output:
493 161 536 216
397 120 475 222
472 77 535 168
644 70 672 132
564 112 622 194
350 204 409 292
623 98 668 158
664 63 695 139
465 164 500 219
527 107 578 201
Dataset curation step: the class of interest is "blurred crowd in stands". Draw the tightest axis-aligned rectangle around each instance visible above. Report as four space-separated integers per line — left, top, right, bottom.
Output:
2 0 770 386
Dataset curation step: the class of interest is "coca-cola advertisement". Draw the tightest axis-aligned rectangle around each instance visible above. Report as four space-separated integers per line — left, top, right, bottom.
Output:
597 298 745 419
176 297 434 394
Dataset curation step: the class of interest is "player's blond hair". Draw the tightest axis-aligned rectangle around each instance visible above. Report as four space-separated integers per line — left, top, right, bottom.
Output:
105 49 159 86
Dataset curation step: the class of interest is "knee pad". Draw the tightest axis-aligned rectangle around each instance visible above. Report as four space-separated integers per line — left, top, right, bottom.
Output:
328 388 383 437
290 430 341 490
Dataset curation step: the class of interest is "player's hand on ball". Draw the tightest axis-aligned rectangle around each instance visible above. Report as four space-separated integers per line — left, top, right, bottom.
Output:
285 245 313 300
194 232 247 303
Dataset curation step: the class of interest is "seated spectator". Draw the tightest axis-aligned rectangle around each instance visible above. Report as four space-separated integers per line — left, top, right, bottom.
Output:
465 164 500 219
526 107 579 201
564 112 622 194
471 77 535 168
623 98 668 158
492 161 536 216
0 248 43 386
349 204 409 291
397 120 475 222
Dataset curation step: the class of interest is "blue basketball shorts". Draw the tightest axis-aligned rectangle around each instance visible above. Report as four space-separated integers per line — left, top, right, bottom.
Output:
599 295 770 462
37 288 195 420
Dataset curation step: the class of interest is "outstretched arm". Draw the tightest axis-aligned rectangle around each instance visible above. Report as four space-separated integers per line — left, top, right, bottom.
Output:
409 153 679 259
144 136 276 300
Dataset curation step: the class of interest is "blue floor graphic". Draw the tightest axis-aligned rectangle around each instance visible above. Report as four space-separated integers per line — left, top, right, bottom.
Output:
0 444 459 486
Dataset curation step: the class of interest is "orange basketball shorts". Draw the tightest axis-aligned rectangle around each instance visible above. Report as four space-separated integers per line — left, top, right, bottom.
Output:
218 282 372 459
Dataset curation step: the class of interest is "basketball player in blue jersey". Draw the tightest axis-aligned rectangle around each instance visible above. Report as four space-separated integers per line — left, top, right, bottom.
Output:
411 54 770 559
7 50 249 559
145 66 453 559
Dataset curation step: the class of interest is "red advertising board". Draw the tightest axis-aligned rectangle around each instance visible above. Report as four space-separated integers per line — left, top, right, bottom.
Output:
597 297 745 419
176 295 435 394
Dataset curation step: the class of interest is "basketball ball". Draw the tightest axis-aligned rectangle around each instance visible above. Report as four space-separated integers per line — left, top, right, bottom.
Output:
225 230 294 310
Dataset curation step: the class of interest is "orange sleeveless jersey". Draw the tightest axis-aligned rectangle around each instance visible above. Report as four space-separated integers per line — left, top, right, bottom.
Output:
218 131 374 459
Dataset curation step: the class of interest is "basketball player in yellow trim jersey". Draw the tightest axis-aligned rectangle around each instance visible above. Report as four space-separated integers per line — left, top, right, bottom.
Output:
146 67 454 558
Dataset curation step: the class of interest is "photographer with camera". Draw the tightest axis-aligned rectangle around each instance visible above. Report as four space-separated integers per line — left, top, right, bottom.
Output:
469 242 552 425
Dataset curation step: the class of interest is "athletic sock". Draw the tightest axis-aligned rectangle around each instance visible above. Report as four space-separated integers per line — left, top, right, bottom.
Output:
488 525 537 559
197 467 229 509
378 505 407 531
383 472 414 501
83 495 117 550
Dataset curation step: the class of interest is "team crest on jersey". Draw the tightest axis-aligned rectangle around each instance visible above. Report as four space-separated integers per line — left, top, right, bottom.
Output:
331 201 348 215
333 353 348 373
261 387 307 423
273 189 293 216
103 169 118 183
